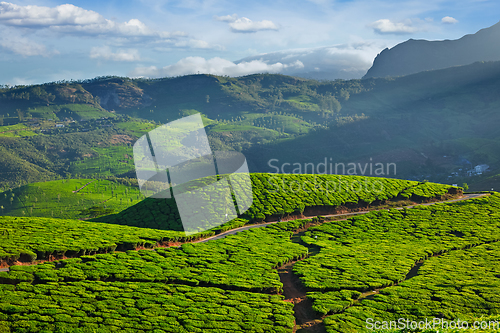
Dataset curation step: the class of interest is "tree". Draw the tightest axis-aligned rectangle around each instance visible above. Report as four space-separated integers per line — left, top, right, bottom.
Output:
339 89 350 101
462 183 469 191
16 109 24 121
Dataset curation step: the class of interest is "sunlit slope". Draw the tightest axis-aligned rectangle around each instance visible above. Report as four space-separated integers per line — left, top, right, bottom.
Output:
96 173 459 230
0 179 143 219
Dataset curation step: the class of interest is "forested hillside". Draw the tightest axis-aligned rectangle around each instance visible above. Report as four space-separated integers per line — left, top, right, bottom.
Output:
1 60 500 190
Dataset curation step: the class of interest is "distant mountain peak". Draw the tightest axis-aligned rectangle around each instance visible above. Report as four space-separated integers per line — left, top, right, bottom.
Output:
363 21 500 79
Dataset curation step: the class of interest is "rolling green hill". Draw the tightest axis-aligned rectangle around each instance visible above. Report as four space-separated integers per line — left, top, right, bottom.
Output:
95 173 459 232
1 62 500 190
0 178 143 219
1 191 499 333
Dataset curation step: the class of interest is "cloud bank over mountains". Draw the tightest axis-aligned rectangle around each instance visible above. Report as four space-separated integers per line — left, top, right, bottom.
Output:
131 42 383 80
369 19 420 35
131 57 304 78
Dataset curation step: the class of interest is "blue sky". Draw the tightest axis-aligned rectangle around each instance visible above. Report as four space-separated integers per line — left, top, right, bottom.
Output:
0 0 498 85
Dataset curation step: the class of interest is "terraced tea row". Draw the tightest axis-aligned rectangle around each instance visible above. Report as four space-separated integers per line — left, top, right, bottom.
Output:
291 193 500 332
0 219 311 293
99 173 459 230
0 216 210 266
0 282 294 333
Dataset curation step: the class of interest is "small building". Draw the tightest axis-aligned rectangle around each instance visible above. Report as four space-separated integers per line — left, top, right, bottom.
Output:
55 124 64 128
474 164 489 175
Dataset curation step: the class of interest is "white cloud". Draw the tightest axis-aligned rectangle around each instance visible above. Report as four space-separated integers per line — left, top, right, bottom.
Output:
0 35 57 57
214 14 239 23
130 41 383 80
0 2 186 39
230 18 278 33
369 19 419 35
441 16 458 24
235 42 384 80
130 56 304 78
214 14 278 33
173 39 221 49
90 46 141 61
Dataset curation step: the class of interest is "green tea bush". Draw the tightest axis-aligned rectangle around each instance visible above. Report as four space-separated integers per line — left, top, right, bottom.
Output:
0 219 310 293
0 216 212 264
0 282 295 333
101 173 457 229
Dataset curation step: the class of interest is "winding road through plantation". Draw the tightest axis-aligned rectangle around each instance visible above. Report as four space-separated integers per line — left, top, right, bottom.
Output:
0 193 487 273
193 193 486 243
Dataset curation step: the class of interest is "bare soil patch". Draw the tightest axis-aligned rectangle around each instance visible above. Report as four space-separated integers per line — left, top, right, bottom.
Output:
110 134 135 145
278 260 326 333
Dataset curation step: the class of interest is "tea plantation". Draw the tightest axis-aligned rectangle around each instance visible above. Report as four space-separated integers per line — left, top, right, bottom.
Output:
0 174 456 265
97 173 458 230
1 174 499 333
295 193 500 332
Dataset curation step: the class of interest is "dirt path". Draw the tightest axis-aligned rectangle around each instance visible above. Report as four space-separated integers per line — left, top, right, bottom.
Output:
72 180 96 194
195 193 485 245
278 260 326 333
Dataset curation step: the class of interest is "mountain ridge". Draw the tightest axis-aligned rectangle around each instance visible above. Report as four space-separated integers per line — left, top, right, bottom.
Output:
364 21 500 78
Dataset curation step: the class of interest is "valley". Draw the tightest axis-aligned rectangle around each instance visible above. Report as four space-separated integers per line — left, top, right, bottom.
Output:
1 62 500 190
1 55 500 333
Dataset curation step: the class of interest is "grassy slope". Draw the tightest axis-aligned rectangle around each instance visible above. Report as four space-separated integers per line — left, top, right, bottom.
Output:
0 179 143 219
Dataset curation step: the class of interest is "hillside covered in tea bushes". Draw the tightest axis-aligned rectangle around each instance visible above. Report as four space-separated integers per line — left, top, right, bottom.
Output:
0 193 500 332
97 173 459 231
